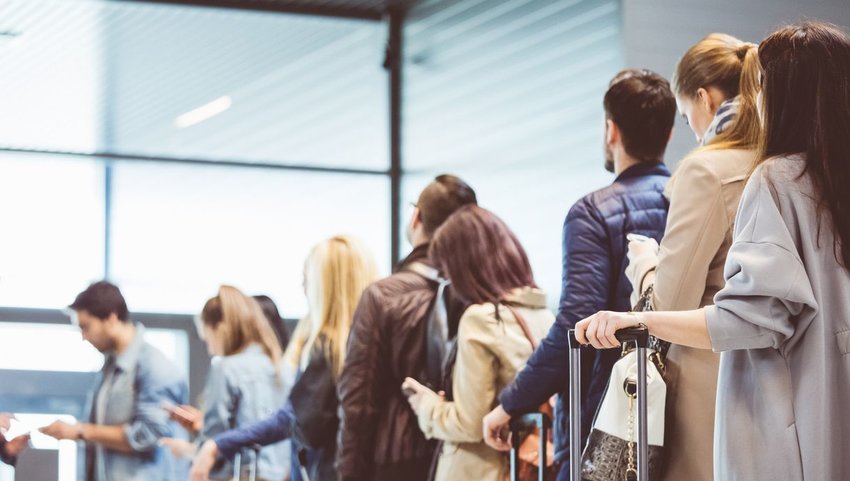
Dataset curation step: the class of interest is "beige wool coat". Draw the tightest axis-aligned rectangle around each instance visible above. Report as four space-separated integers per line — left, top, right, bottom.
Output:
416 287 555 481
627 147 754 481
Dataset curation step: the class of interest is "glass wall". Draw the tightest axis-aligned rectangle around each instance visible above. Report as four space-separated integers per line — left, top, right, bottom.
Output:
403 0 624 306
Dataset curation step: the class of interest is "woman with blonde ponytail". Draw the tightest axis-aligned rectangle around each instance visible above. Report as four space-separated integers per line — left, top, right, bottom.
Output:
623 33 761 481
191 236 378 481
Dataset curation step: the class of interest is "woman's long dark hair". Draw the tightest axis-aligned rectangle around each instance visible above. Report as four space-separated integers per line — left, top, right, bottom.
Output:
430 205 536 306
757 22 850 270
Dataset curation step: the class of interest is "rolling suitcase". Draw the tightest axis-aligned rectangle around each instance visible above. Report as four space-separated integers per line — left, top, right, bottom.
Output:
231 444 261 481
568 327 651 481
508 411 553 481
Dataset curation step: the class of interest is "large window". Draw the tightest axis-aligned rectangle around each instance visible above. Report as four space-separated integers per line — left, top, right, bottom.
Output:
0 0 393 319
110 162 390 316
403 0 623 305
0 157 105 309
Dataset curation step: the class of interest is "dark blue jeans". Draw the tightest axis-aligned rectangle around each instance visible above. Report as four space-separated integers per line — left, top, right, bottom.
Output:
556 461 571 481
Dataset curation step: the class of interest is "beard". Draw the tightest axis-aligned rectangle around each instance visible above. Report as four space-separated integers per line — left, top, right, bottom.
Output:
604 145 615 173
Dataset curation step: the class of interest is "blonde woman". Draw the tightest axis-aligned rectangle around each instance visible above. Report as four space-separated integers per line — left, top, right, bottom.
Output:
190 236 378 481
623 33 760 481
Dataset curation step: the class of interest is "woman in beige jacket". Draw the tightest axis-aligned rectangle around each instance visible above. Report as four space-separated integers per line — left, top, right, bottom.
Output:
624 34 761 481
403 205 555 481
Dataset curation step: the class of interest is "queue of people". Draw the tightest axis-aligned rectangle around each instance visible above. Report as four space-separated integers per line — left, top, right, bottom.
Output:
4 19 850 481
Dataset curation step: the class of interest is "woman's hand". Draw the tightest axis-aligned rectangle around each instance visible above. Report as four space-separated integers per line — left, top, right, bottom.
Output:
401 378 442 415
159 437 196 459
189 439 218 481
163 403 203 434
575 311 643 349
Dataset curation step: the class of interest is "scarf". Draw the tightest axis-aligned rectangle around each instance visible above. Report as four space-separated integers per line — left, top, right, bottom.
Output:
702 96 740 145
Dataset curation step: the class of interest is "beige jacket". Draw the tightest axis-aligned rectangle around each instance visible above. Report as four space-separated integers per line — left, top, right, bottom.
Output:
628 148 753 481
416 287 555 481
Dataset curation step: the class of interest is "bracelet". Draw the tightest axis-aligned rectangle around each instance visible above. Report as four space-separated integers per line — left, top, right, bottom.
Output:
628 312 648 330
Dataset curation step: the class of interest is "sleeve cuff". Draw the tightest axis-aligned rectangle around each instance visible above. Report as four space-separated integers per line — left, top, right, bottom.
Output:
416 390 442 439
705 305 773 352
123 423 158 453
212 433 239 460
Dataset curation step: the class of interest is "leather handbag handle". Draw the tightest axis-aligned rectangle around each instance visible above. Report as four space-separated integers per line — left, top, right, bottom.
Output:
505 304 538 351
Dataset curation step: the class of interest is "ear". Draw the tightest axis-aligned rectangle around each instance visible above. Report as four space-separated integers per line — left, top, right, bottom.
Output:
105 312 122 328
606 118 619 145
696 87 713 112
411 206 423 230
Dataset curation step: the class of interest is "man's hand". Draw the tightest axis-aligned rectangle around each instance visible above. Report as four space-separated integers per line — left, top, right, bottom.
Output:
38 421 81 441
482 405 512 452
189 439 219 481
4 434 30 457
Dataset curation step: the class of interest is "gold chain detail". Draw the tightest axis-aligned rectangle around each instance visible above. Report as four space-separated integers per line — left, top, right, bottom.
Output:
626 394 637 480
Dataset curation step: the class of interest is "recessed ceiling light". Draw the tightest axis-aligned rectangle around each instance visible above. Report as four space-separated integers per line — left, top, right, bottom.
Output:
175 95 232 129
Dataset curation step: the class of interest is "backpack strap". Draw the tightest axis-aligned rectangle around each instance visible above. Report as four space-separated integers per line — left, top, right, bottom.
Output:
404 262 451 389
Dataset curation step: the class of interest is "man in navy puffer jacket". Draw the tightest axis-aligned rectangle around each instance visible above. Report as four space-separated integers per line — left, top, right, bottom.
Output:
484 69 676 480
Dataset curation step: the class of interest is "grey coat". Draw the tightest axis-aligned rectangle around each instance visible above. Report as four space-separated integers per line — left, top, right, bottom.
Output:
705 155 850 481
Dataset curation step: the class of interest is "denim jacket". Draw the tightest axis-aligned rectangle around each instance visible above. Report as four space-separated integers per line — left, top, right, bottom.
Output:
201 343 288 481
87 324 188 481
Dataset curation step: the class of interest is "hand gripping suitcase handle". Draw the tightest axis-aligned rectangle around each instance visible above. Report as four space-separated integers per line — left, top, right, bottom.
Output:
509 413 552 481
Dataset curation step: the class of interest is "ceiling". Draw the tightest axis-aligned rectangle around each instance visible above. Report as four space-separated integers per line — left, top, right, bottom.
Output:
122 0 413 20
0 0 395 170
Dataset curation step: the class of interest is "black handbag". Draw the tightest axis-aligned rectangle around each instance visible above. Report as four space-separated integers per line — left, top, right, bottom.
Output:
289 339 339 450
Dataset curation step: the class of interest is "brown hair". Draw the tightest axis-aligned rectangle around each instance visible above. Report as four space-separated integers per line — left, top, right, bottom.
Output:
69 281 129 322
756 22 850 269
429 205 536 306
201 285 282 369
417 175 478 235
673 33 761 151
603 69 677 162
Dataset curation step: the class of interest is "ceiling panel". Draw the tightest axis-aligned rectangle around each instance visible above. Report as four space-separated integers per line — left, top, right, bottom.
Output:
0 0 392 170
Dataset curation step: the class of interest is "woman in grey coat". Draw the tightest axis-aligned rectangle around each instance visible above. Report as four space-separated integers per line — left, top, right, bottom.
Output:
574 21 850 481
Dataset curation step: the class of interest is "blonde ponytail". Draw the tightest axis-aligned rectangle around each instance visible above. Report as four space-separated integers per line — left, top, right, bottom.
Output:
673 34 761 151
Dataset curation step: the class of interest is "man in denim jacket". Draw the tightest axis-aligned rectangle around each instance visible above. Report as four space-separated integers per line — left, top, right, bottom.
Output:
483 70 676 480
41 281 188 481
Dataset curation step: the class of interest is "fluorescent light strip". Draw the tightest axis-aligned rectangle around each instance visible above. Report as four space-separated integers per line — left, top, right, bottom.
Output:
175 95 232 129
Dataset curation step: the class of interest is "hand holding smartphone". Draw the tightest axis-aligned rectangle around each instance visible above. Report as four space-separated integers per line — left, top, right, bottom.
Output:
161 401 203 433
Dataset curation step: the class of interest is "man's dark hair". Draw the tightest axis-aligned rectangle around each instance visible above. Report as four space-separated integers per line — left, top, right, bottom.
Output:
69 281 129 322
417 174 477 235
603 69 677 162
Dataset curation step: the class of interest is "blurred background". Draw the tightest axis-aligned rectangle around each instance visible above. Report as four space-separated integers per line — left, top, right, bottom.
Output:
0 0 848 479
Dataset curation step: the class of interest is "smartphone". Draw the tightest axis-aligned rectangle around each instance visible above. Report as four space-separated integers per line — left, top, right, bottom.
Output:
402 386 417 398
626 233 650 243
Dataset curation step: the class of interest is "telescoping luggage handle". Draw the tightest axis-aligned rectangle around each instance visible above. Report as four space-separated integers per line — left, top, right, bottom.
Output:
231 444 262 481
509 412 552 481
567 327 650 481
